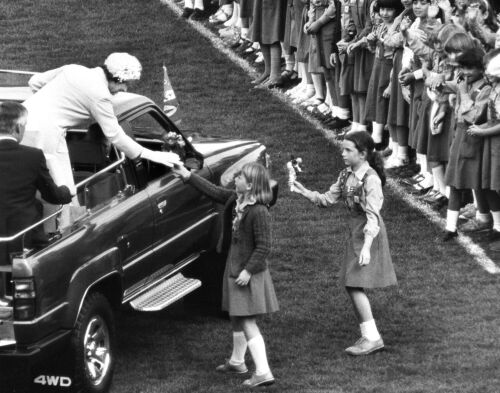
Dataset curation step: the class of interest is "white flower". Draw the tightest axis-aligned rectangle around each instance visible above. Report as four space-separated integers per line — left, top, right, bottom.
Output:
104 52 142 82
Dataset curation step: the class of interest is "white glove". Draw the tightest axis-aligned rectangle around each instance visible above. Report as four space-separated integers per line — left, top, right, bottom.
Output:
140 149 182 167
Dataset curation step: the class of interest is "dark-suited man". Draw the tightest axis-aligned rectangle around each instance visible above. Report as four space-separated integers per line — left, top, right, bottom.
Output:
0 102 73 267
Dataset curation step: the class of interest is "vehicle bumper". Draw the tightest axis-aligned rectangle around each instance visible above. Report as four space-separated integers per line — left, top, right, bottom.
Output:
0 329 75 392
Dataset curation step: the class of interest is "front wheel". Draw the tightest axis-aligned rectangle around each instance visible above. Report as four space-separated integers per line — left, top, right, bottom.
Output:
72 292 115 393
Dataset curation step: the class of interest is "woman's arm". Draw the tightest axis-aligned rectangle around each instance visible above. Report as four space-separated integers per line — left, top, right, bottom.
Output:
28 66 65 93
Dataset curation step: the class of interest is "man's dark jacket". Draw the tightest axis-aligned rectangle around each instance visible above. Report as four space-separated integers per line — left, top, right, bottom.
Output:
0 138 72 264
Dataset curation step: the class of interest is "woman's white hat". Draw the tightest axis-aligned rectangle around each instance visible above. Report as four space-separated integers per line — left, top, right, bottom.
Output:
104 52 142 82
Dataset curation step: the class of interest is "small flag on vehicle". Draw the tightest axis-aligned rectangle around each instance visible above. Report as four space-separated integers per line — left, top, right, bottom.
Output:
163 63 181 126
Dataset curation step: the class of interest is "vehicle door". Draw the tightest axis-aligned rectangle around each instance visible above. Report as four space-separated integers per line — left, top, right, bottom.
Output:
123 109 216 280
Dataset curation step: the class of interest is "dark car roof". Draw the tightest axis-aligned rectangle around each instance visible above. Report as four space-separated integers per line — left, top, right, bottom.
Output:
110 92 155 120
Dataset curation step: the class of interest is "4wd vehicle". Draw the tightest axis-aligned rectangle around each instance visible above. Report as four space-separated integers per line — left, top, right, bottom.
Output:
0 71 276 392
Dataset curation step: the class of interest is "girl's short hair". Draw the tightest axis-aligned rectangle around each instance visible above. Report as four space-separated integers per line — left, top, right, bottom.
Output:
435 23 466 45
373 0 404 15
240 162 273 205
469 0 499 32
444 32 476 54
456 44 486 70
343 131 386 186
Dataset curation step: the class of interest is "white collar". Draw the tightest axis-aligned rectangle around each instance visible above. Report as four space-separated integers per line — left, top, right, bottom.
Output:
347 161 370 181
0 135 18 142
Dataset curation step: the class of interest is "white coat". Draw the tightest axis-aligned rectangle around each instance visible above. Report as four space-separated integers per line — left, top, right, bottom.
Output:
22 64 143 188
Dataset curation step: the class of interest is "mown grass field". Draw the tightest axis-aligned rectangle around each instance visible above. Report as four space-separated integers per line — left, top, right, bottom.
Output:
2 1 499 392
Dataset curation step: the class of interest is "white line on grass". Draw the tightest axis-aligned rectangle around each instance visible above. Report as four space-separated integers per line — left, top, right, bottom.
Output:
162 0 500 275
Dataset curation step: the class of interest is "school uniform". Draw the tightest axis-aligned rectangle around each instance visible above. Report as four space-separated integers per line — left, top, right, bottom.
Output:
338 0 356 96
308 0 337 72
350 0 374 94
305 162 397 289
251 0 288 45
445 78 491 190
239 0 254 18
296 0 311 63
186 173 279 316
482 84 500 191
384 9 415 129
365 23 392 125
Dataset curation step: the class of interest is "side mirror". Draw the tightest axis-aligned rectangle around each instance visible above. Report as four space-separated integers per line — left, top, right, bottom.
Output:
185 157 201 170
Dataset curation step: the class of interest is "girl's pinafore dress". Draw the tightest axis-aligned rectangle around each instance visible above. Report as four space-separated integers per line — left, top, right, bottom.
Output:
308 165 397 288
481 85 500 191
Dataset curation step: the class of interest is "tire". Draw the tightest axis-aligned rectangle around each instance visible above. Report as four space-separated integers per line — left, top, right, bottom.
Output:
72 292 115 393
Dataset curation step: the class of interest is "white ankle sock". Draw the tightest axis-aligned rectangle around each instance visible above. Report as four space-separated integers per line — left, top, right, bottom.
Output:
490 211 500 231
358 124 368 131
475 212 491 223
194 0 204 9
337 107 350 120
247 335 270 376
446 210 459 232
360 319 381 341
230 331 247 365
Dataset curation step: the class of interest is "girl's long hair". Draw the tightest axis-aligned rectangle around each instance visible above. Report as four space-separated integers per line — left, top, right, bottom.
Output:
344 131 386 186
240 162 273 205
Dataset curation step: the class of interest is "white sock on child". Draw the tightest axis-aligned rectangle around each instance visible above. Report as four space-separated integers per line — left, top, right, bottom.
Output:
475 212 491 223
490 211 500 231
360 319 381 341
230 331 247 365
247 335 271 376
446 210 460 232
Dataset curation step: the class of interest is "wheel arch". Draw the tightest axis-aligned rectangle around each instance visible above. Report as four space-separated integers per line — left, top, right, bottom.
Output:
63 247 123 328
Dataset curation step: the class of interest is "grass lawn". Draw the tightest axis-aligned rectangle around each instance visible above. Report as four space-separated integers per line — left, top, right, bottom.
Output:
2 1 499 392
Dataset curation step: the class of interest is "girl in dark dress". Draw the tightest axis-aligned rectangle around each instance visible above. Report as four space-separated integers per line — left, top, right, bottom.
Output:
173 163 279 387
293 131 397 356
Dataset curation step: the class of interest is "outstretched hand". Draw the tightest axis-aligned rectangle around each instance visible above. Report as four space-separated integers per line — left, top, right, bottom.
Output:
290 180 308 195
171 163 191 181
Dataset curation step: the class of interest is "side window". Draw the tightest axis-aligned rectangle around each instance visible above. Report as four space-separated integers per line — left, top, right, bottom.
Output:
68 125 129 212
128 111 187 184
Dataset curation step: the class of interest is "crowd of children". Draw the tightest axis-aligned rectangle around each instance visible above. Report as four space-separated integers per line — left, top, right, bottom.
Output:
180 0 500 249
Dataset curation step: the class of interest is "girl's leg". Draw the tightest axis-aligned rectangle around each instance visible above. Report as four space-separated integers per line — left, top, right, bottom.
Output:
372 122 385 150
357 94 367 130
185 0 194 9
310 72 325 101
345 287 384 354
444 186 461 239
269 43 282 83
396 126 409 162
431 163 447 196
228 316 248 365
253 43 270 84
485 190 500 235
241 317 272 377
351 94 360 130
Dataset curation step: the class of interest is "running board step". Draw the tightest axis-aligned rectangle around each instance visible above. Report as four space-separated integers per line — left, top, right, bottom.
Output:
129 273 201 312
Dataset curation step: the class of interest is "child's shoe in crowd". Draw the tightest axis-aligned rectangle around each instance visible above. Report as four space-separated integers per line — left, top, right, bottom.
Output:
325 117 351 130
181 7 194 18
459 218 492 233
441 230 458 242
242 372 275 387
209 8 231 24
251 73 269 85
190 8 206 21
215 360 248 374
489 229 500 241
254 51 264 64
345 337 384 356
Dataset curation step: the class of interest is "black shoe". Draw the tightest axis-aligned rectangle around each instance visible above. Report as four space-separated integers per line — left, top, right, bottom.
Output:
181 7 194 18
190 8 206 20
489 229 500 241
325 117 351 130
442 230 458 242
429 195 448 210
235 40 252 53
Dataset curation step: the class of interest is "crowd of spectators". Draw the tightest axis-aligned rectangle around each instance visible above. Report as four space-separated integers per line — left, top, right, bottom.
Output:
177 0 500 249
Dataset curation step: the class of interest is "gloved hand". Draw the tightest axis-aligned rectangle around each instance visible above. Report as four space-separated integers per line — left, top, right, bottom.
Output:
140 149 182 167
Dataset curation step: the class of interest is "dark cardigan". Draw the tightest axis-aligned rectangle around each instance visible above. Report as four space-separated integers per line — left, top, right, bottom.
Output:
187 173 271 276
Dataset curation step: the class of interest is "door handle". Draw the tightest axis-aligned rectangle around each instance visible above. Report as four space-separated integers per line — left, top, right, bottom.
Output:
157 199 167 214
